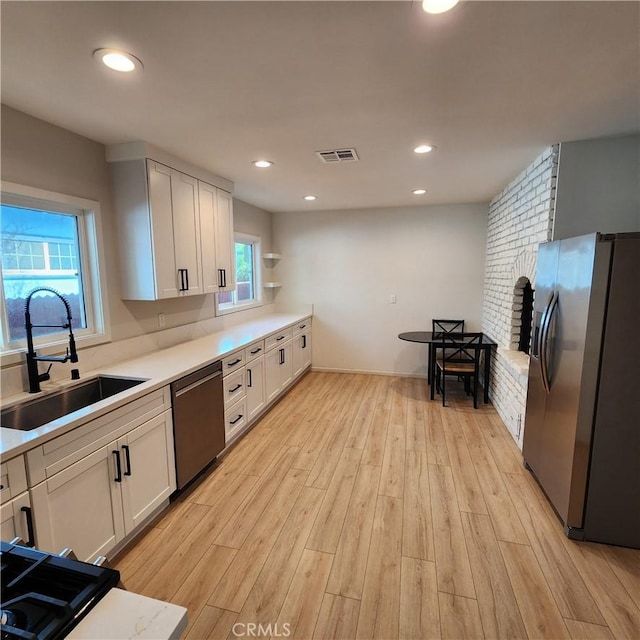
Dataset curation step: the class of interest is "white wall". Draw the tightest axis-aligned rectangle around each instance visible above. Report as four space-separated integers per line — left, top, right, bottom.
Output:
273 204 488 377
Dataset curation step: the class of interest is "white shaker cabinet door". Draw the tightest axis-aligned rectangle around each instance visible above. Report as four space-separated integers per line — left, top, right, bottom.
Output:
0 492 32 545
292 332 312 378
199 182 235 294
214 188 236 292
171 169 203 296
246 355 266 422
119 410 176 535
147 160 179 299
265 342 293 404
30 444 126 562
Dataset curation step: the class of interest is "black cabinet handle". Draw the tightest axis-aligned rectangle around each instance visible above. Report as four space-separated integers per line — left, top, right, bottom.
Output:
222 269 227 287
122 445 132 476
218 269 224 288
178 268 189 292
276 335 285 341
230 414 243 425
230 383 242 393
113 450 122 482
279 348 285 365
250 347 262 355
299 324 306 329
227 358 242 367
20 506 35 547
0 484 4 490
247 368 253 387
302 335 307 349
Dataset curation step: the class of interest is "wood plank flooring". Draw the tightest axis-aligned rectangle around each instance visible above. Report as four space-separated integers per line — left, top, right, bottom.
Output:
112 372 640 639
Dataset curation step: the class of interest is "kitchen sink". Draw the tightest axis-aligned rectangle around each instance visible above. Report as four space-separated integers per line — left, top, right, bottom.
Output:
1 376 147 431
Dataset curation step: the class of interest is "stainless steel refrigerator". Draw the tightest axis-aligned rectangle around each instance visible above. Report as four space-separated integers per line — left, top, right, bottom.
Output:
523 232 639 548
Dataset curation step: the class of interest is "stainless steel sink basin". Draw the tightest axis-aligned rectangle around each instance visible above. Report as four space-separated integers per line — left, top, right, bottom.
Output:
1 376 147 431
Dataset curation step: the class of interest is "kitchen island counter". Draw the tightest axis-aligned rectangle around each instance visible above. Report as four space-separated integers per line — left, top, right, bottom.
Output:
67 588 187 640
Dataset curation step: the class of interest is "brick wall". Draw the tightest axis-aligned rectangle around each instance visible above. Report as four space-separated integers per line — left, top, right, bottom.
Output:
482 145 559 446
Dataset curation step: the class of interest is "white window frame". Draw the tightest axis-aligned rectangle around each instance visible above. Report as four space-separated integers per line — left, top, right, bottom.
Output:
0 181 110 365
215 232 263 316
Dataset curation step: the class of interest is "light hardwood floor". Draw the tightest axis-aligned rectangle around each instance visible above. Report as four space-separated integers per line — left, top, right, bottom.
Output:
112 372 640 640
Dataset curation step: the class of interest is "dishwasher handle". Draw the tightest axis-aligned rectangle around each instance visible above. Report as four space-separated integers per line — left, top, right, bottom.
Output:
171 361 222 396
173 370 222 397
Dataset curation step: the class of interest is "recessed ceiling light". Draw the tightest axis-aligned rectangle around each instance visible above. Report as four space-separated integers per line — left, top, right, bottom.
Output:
422 0 459 14
304 195 317 201
412 189 427 195
414 144 436 154
253 160 273 168
93 48 142 72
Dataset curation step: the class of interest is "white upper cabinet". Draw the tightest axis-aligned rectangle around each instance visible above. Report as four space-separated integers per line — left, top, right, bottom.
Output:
146 160 203 298
199 182 236 294
108 145 234 301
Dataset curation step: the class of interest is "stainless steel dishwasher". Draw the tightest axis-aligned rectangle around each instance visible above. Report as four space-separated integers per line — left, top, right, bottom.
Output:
170 360 224 490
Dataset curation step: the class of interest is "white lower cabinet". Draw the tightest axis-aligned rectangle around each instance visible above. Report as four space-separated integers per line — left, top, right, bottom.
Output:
30 443 125 561
246 355 265 422
119 411 177 534
1 492 33 544
292 331 312 378
265 341 293 403
29 408 175 562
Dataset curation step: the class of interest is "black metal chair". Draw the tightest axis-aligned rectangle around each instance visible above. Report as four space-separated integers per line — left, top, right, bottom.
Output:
432 319 465 336
434 332 483 408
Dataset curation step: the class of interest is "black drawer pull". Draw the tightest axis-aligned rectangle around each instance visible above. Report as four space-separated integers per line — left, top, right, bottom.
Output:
21 506 35 547
250 347 262 354
230 414 243 425
276 335 285 341
299 324 306 329
247 369 253 387
227 358 242 367
229 383 242 393
113 450 122 482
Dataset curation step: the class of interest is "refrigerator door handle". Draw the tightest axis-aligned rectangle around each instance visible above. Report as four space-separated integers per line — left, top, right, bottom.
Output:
540 290 559 393
538 292 553 391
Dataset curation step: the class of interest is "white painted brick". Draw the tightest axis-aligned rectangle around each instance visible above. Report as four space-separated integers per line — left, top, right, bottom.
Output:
482 145 559 447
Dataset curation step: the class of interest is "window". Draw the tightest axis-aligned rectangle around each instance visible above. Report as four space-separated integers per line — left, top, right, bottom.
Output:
0 182 108 358
216 233 262 314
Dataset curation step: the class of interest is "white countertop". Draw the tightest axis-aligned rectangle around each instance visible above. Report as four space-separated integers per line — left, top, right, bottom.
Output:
67 588 187 640
1 311 310 459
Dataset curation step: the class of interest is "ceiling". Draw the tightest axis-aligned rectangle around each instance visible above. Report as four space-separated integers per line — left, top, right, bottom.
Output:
1 1 639 213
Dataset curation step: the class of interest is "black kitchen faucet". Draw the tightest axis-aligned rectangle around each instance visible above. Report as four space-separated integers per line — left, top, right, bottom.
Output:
24 287 79 393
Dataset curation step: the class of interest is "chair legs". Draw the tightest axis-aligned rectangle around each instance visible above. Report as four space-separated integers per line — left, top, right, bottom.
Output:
434 371 478 408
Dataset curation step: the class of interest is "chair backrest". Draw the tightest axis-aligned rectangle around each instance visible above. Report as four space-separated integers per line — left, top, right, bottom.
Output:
438 332 483 368
432 319 465 336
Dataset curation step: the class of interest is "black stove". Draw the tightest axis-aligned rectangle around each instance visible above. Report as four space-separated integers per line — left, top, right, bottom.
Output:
0 541 120 640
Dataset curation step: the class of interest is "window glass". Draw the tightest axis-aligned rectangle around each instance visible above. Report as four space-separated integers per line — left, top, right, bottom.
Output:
0 198 94 348
216 234 262 314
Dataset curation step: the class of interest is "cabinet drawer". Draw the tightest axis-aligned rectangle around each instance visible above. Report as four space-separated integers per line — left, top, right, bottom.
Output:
223 369 246 408
245 340 265 363
0 455 28 504
222 350 245 376
265 328 292 351
225 398 247 443
26 387 171 486
292 318 312 337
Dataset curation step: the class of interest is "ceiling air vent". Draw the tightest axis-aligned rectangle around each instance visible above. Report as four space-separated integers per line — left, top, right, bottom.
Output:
316 148 359 163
